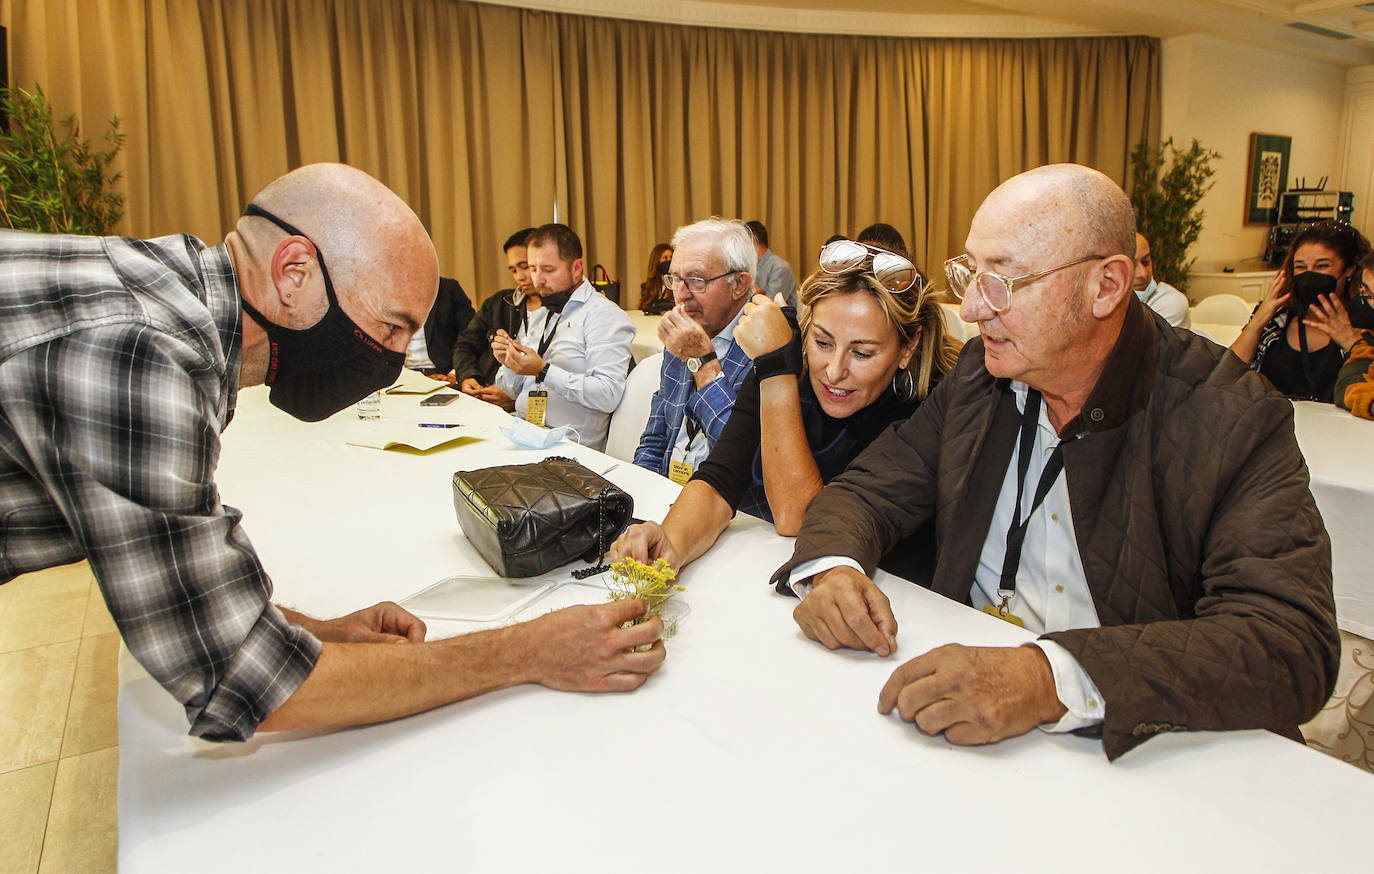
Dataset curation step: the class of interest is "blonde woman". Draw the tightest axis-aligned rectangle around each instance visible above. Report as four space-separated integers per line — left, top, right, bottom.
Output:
612 240 961 570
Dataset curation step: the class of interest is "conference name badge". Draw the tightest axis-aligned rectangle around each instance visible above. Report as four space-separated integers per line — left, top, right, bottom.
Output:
981 603 1025 628
526 390 548 427
668 459 694 486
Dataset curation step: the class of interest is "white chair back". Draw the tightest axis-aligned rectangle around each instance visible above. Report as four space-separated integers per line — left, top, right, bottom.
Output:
604 352 664 463
1190 294 1252 327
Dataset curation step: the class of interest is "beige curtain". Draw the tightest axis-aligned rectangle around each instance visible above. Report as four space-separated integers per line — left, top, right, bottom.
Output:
1 0 1159 302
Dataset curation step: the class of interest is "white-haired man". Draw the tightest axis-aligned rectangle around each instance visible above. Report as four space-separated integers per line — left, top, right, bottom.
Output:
634 218 757 481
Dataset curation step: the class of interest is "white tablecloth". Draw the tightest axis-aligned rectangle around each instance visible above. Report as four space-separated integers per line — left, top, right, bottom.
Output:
1294 400 1374 639
117 388 1372 872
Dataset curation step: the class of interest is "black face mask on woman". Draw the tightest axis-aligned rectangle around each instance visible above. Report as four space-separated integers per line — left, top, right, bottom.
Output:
239 204 405 422
1290 270 1338 310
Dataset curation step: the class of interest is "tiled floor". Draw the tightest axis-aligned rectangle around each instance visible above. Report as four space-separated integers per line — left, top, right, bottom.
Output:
0 562 118 874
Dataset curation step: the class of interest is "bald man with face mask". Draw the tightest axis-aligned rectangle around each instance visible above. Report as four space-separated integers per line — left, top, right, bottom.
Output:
0 164 664 743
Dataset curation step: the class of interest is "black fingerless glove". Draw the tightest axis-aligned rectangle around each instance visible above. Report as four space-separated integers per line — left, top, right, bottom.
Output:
752 306 803 381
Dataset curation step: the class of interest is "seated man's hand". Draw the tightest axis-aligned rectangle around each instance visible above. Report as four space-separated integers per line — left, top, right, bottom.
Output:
527 598 666 692
610 521 682 568
475 383 516 411
657 306 714 362
426 372 457 384
309 601 428 644
877 643 1067 745
793 566 897 656
460 377 484 395
498 337 544 376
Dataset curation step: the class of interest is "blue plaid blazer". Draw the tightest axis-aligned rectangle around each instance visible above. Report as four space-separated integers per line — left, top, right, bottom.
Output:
633 337 753 476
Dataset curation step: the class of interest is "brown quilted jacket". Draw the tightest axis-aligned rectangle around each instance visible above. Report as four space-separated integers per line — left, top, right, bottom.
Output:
775 299 1340 760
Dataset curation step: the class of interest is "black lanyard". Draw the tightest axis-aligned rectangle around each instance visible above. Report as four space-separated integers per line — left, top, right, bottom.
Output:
997 389 1065 599
1297 316 1320 400
535 313 562 359
683 415 703 448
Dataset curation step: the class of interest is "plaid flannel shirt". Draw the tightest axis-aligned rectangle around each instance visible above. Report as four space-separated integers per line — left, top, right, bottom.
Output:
0 230 321 741
632 334 753 476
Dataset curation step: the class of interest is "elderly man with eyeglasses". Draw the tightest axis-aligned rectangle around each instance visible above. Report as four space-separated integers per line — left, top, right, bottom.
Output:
772 163 1339 760
633 217 758 480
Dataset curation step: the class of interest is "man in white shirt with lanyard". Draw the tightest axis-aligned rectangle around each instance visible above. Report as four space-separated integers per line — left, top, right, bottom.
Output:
771 164 1337 760
492 223 635 450
633 217 757 483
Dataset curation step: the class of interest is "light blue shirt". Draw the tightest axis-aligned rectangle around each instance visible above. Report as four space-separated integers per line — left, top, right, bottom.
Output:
754 250 798 308
496 278 635 450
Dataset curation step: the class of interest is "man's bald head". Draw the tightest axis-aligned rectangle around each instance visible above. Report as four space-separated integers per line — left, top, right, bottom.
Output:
974 164 1136 269
959 164 1139 410
238 163 439 337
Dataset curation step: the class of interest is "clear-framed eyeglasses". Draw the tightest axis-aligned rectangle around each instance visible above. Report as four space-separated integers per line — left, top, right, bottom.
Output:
943 253 1107 313
662 270 740 294
818 239 926 294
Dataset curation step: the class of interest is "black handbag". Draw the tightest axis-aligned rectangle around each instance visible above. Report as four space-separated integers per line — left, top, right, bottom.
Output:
590 264 621 306
451 456 634 578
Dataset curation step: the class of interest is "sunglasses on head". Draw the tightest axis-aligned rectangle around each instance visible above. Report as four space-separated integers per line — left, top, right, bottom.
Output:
818 239 925 294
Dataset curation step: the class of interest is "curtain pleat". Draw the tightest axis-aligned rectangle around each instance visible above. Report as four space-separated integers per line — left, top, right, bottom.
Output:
2 0 1159 303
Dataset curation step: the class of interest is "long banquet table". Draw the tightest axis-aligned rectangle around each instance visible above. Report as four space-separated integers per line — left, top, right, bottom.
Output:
1294 400 1374 639
117 387 1371 872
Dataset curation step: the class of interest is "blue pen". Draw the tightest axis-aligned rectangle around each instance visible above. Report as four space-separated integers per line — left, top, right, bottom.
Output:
419 423 461 428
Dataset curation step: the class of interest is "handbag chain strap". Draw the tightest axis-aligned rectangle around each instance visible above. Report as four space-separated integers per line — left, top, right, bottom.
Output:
542 458 613 579
571 489 610 579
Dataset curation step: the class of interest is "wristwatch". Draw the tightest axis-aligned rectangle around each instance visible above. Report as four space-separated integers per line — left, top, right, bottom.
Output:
686 350 718 373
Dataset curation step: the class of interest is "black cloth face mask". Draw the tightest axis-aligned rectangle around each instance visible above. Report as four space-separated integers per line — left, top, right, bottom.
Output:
239 204 405 422
1348 295 1374 331
1290 270 1338 310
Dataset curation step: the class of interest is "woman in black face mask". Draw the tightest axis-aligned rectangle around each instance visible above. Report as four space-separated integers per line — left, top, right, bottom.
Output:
1231 221 1373 403
637 242 674 312
1334 251 1374 417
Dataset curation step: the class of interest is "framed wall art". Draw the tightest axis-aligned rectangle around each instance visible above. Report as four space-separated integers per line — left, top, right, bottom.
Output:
1245 132 1291 225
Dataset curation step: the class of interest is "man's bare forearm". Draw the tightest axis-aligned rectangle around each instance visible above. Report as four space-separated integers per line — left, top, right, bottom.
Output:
258 624 536 732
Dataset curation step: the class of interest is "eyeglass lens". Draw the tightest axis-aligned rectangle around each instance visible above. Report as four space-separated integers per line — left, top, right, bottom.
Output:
664 274 700 293
946 261 1009 310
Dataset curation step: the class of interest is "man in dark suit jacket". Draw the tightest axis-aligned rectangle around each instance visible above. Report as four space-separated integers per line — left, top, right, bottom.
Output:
454 228 538 409
408 276 475 382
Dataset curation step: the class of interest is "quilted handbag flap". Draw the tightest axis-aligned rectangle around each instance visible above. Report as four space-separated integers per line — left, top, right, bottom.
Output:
452 457 633 577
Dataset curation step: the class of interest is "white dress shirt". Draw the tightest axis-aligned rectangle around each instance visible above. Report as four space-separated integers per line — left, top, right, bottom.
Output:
787 381 1106 732
404 328 434 372
1139 280 1191 329
495 278 635 451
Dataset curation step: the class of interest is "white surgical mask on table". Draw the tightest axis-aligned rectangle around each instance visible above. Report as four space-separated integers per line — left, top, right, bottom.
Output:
501 417 576 450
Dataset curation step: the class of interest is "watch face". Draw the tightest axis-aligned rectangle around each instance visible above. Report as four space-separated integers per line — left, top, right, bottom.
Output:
687 357 701 373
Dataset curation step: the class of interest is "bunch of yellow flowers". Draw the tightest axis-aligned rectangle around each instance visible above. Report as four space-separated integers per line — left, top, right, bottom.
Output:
606 556 685 640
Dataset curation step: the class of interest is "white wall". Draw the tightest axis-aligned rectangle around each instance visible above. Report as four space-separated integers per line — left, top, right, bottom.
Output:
1161 34 1347 272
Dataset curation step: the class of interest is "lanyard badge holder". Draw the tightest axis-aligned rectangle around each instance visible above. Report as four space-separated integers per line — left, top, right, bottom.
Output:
667 417 704 485
524 314 563 428
983 389 1064 628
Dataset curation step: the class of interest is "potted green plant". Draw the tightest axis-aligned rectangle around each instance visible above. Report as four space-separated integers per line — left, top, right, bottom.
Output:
1128 137 1220 294
0 84 124 234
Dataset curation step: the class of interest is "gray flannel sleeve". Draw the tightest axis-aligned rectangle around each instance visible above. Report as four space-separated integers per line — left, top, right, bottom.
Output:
0 324 320 741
